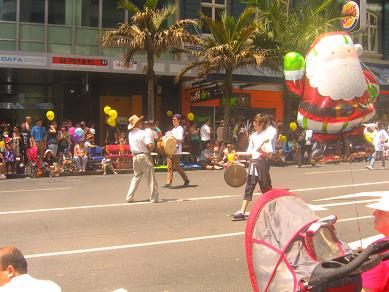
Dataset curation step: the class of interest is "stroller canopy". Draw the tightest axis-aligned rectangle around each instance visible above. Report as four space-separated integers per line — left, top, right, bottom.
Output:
245 189 350 292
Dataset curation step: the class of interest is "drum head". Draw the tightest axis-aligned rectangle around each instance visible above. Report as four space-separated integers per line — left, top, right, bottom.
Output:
224 164 247 188
163 138 176 156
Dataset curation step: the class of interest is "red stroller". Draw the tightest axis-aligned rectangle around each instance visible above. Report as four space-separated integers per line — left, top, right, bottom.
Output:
245 189 389 292
26 146 45 177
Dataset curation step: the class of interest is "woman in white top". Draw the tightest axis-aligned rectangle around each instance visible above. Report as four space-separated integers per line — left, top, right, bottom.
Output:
232 114 273 220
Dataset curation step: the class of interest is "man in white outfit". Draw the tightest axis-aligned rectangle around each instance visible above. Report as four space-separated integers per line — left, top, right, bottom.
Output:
200 119 211 150
0 246 61 291
366 121 389 170
164 114 190 187
126 115 159 203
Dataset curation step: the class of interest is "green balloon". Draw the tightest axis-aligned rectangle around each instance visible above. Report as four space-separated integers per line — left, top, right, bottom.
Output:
368 84 378 102
284 52 305 71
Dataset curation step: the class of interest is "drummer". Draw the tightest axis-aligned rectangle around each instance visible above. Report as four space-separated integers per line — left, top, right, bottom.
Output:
163 114 190 187
231 114 272 220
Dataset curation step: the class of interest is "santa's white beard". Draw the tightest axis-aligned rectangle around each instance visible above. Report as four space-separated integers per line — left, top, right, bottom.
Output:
306 57 367 101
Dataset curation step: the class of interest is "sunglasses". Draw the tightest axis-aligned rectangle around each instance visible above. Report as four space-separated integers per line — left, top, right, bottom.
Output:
172 119 178 121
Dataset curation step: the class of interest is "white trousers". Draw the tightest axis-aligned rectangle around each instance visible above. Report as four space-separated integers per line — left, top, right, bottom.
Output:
126 154 159 202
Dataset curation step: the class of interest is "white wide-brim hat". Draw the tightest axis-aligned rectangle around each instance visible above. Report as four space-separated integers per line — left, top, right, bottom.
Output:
128 115 144 130
366 195 389 212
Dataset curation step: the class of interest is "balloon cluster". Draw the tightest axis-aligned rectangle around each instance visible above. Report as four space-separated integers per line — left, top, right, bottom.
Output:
68 126 84 143
46 111 55 121
104 106 118 127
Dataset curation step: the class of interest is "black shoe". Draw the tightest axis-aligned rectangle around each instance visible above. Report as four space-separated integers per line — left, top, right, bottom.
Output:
231 212 246 221
183 180 190 186
162 184 171 188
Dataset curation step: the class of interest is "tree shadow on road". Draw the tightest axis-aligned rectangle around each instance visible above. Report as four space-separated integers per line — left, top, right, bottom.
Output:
168 185 199 189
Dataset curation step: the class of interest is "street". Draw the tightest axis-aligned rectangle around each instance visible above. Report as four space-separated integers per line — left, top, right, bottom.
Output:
0 162 387 292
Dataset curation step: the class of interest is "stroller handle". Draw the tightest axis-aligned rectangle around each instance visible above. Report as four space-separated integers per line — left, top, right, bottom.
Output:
306 239 389 288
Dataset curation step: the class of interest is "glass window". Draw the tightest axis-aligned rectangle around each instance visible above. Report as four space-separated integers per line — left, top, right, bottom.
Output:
20 41 45 52
20 23 45 41
0 0 16 21
76 0 99 27
0 22 16 39
49 0 73 25
20 0 45 23
201 0 226 34
102 0 124 28
0 40 16 50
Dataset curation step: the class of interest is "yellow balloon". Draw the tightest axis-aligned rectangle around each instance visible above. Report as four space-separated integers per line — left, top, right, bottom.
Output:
227 153 235 162
364 132 373 144
167 110 173 117
104 106 111 114
46 111 55 121
279 135 286 142
289 122 297 131
187 112 195 121
109 109 118 119
0 141 4 148
107 117 116 127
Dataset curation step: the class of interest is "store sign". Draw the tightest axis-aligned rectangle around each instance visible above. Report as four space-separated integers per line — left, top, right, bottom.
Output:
190 87 223 103
0 55 46 66
52 56 108 68
112 60 137 71
341 0 366 33
222 93 251 107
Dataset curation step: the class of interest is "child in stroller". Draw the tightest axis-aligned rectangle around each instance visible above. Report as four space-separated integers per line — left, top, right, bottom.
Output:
26 146 51 177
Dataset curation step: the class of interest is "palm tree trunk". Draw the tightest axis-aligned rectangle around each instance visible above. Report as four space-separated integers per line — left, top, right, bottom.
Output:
147 52 155 120
223 69 233 140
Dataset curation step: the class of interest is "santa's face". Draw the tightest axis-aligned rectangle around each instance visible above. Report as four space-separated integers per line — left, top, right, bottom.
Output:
306 41 367 101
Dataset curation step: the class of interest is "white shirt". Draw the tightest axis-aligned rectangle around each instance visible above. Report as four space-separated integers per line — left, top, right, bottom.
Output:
247 130 270 160
128 128 152 154
170 125 184 155
0 274 61 292
305 129 313 146
145 128 158 142
373 129 389 151
200 124 211 141
264 125 278 153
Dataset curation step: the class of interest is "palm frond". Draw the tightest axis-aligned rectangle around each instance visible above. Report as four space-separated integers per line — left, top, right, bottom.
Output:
144 0 159 10
118 0 140 14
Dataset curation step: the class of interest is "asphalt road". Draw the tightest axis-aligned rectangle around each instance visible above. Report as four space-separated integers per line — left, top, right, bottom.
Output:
0 162 387 292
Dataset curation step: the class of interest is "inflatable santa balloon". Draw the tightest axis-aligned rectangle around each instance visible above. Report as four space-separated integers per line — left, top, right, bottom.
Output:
284 32 379 141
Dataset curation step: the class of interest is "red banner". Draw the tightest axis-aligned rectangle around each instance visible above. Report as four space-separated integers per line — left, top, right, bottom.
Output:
52 57 108 67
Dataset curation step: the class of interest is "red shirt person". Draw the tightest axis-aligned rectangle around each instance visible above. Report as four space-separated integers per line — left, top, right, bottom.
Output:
362 196 389 292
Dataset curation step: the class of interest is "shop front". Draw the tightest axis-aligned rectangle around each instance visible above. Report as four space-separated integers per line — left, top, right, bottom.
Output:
181 76 284 132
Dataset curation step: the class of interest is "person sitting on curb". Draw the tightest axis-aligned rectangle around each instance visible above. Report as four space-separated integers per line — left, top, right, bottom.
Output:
361 195 389 292
0 246 61 291
198 143 223 170
102 148 118 175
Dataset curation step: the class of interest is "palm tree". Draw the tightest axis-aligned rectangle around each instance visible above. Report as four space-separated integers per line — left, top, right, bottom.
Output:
177 8 272 139
100 0 200 120
246 0 344 122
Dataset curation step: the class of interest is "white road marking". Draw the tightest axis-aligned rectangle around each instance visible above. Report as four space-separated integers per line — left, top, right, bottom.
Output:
24 231 382 259
0 187 71 194
1 180 389 215
314 191 389 201
306 169 367 175
348 234 384 249
0 195 235 215
25 232 245 259
317 199 379 208
337 215 374 222
291 180 389 192
307 204 328 211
